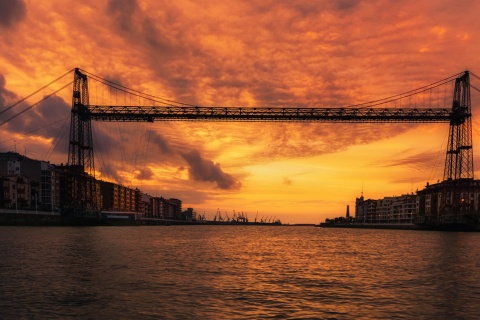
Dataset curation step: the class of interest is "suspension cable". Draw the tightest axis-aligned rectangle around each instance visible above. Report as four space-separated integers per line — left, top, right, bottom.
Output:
471 84 480 93
43 116 70 161
80 69 198 108
471 72 480 81
345 73 463 108
81 68 464 109
0 68 74 116
0 81 73 127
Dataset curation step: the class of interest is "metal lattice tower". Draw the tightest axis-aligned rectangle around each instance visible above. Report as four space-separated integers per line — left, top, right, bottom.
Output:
443 71 473 181
68 68 94 175
66 68 97 212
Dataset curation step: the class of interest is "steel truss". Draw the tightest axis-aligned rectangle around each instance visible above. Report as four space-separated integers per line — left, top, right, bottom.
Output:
83 105 453 123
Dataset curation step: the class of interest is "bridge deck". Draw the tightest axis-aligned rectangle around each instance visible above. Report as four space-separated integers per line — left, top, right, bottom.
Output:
85 105 453 123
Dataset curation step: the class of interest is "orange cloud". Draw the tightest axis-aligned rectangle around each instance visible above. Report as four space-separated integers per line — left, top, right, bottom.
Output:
1 0 480 223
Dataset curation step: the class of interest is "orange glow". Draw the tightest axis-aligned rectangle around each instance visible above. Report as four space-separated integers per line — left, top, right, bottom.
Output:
1 0 480 223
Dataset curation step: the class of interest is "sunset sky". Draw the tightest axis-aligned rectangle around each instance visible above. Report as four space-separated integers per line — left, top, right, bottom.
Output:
1 0 480 223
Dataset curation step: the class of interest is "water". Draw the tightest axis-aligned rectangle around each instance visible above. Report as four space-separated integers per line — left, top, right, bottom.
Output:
1 226 479 319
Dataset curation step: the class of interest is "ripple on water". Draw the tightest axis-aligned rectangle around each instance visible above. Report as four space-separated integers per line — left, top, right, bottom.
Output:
0 226 479 319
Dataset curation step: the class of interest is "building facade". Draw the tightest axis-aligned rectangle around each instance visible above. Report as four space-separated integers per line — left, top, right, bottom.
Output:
100 181 137 212
416 179 480 225
0 153 188 220
0 152 59 212
355 193 416 224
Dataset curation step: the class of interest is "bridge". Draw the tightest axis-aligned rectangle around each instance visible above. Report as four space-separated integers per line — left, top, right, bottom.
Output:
1 68 479 223
69 69 473 180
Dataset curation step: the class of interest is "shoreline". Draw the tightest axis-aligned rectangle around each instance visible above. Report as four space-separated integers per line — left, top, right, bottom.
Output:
317 222 480 232
317 222 420 230
0 212 288 227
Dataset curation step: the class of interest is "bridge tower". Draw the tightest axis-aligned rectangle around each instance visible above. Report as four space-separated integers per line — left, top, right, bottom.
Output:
65 68 98 212
443 71 473 181
68 68 94 174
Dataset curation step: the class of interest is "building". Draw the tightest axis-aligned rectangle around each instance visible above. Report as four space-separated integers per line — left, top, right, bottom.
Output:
0 152 59 212
135 189 148 218
56 164 101 213
355 193 415 224
0 175 32 210
392 194 416 223
416 179 480 225
355 195 377 223
99 181 137 212
167 198 182 219
0 152 188 220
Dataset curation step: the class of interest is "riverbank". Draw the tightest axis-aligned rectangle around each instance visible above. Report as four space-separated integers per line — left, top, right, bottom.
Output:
317 221 480 231
0 211 285 227
317 222 420 230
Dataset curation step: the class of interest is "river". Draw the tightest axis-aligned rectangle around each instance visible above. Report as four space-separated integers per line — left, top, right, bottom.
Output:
0 226 479 319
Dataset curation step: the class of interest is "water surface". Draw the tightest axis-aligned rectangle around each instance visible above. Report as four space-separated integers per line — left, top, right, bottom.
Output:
1 226 479 319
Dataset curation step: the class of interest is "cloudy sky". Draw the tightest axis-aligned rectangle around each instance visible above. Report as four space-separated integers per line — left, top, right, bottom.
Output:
1 0 480 223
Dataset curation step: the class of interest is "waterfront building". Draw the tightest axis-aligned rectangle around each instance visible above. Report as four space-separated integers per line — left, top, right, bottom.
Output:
0 152 187 219
56 164 102 213
355 193 415 224
0 152 59 211
0 175 32 210
99 181 137 212
376 197 395 223
355 195 377 223
168 198 182 219
135 189 147 218
183 208 195 221
392 194 416 223
416 179 480 225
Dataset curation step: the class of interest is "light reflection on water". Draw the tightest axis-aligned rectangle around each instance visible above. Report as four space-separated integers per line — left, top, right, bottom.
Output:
0 226 479 319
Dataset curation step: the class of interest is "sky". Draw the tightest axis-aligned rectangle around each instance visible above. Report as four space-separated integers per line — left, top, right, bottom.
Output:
1 0 480 224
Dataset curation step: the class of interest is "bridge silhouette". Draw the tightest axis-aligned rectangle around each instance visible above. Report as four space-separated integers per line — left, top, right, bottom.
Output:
2 68 479 226
69 68 474 177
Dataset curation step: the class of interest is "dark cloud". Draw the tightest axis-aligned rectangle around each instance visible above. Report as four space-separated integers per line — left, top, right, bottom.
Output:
97 162 125 185
107 0 139 33
0 90 71 155
333 0 362 11
0 73 17 106
253 122 414 161
180 149 241 190
106 0 181 57
379 151 440 171
0 0 27 29
147 129 173 155
90 121 242 190
135 167 154 180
